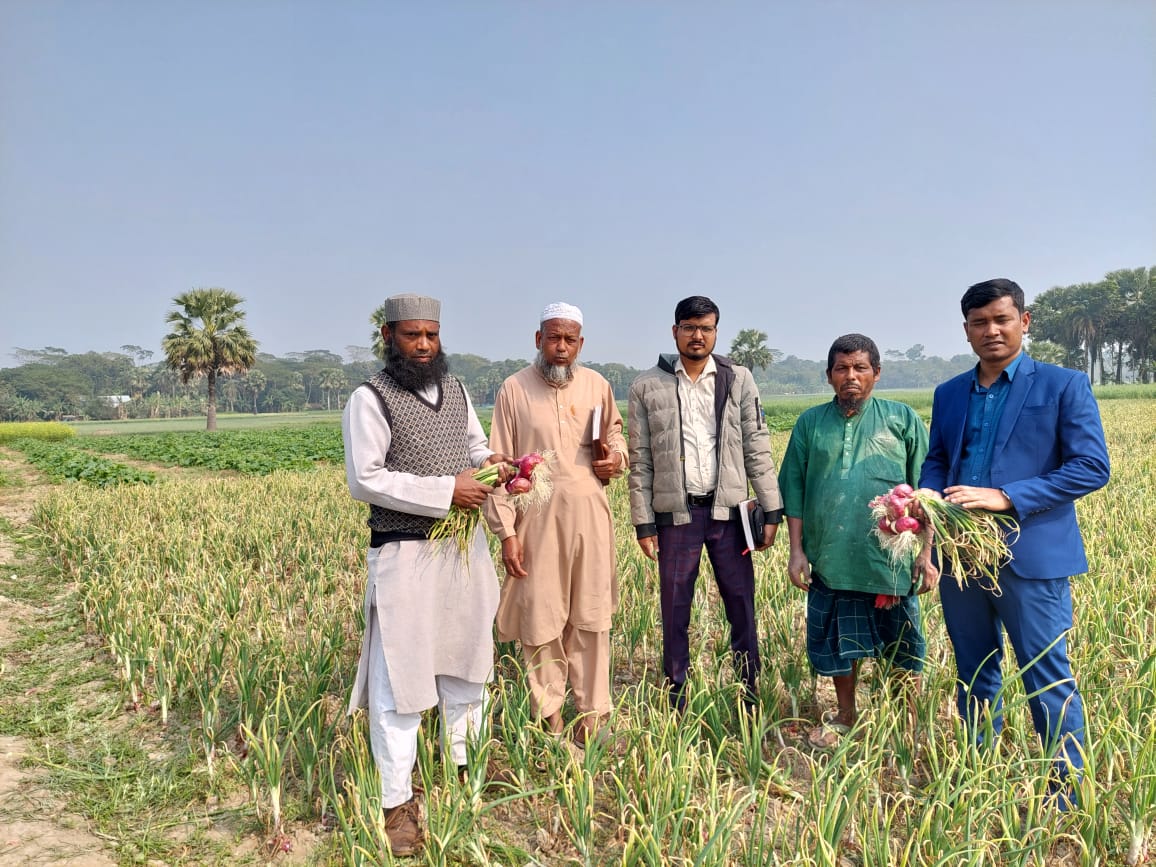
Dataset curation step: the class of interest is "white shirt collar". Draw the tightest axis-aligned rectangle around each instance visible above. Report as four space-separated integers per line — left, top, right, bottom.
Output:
675 355 717 379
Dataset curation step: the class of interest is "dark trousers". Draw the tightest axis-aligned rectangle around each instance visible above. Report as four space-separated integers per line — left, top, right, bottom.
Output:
939 571 1085 776
657 504 759 706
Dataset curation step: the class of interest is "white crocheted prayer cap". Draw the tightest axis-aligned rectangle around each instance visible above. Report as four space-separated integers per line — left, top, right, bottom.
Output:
540 302 583 326
383 293 440 323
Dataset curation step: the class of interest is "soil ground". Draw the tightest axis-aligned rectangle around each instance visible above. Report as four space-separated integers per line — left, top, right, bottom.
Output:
0 453 326 866
0 454 119 865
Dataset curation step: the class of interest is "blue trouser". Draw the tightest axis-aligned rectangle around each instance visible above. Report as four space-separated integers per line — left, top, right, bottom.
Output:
657 504 759 707
939 571 1085 775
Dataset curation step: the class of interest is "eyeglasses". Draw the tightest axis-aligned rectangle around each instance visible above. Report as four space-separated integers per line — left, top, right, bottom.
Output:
677 324 716 335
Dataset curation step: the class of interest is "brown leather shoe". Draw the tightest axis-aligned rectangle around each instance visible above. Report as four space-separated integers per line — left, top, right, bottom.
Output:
382 797 423 856
458 759 519 788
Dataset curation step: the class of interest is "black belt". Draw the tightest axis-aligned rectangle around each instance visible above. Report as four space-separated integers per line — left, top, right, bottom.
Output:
687 492 714 508
370 529 427 547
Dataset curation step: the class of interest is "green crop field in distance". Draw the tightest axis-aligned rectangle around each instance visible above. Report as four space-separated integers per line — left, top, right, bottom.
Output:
69 410 344 436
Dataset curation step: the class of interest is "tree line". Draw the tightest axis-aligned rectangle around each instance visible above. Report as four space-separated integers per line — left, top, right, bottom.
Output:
2 269 1149 425
1026 267 1155 384
725 265 1154 389
0 343 651 426
0 290 649 425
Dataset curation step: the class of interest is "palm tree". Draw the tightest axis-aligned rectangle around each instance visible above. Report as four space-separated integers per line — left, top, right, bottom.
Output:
1031 285 1089 375
246 369 267 414
1065 282 1114 384
127 365 151 401
728 329 781 374
219 376 241 413
289 372 306 411
1105 267 1149 383
5 396 44 422
162 288 259 430
318 368 347 410
1025 338 1068 366
1124 268 1156 382
370 302 389 360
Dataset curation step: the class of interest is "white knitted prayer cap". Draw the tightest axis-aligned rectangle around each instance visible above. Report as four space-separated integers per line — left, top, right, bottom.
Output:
540 302 583 326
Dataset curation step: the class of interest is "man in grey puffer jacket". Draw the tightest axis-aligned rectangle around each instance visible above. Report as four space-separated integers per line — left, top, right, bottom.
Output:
628 296 784 713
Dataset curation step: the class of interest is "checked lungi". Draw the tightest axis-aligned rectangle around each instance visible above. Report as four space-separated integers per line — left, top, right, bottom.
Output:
806 572 925 678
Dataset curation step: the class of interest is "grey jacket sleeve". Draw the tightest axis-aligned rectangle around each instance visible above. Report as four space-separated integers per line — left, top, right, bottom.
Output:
736 367 784 519
628 380 658 537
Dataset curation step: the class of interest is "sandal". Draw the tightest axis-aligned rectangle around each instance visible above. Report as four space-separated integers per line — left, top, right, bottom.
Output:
807 720 851 749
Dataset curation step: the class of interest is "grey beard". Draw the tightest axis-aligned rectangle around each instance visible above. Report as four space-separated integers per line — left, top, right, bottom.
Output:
383 340 449 392
535 351 577 386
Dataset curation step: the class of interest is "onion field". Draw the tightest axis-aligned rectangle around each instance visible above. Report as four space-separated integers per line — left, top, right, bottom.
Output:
17 399 1156 865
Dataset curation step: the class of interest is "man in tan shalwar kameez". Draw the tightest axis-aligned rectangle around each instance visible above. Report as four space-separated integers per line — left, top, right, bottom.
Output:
484 302 628 747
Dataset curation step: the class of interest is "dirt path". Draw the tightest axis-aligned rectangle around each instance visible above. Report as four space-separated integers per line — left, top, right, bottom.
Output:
0 454 118 865
0 452 331 866
0 732 116 866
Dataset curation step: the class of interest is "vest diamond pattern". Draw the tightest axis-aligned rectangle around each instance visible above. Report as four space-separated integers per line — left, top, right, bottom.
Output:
364 369 471 537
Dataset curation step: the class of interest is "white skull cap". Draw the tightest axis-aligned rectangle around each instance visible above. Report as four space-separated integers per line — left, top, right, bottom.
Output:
540 302 583 326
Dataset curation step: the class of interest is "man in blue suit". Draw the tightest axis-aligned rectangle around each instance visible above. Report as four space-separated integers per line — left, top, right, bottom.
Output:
920 278 1109 804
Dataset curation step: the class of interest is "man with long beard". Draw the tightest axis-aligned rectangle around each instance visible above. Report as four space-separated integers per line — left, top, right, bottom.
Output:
484 303 627 749
342 293 509 856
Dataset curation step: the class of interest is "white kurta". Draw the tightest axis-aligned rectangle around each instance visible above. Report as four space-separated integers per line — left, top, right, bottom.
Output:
343 382 500 716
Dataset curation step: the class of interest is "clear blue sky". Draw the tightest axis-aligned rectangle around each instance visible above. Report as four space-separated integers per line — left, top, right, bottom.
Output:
1 1 1153 370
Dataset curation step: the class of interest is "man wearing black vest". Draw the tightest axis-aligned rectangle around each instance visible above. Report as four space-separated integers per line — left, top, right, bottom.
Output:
342 293 509 856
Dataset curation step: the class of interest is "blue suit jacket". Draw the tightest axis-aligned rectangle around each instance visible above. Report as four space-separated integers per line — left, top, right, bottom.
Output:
919 355 1110 580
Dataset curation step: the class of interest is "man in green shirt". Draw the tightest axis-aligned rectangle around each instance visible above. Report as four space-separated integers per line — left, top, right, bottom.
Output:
778 334 937 748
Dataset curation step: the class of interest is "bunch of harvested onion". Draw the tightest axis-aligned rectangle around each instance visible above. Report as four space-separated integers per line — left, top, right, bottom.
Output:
429 451 555 552
869 483 1019 590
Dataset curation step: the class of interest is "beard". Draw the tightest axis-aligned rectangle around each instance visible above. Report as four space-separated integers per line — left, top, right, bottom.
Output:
383 340 449 392
535 350 577 386
835 395 865 416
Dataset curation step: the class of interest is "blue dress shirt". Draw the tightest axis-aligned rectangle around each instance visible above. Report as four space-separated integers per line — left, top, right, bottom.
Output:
958 353 1023 487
